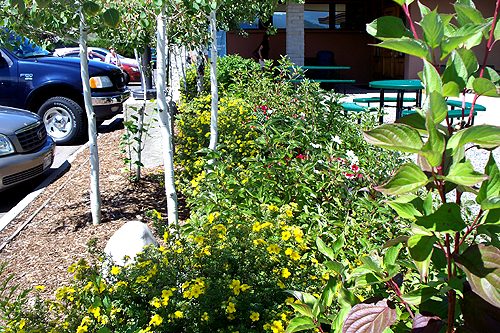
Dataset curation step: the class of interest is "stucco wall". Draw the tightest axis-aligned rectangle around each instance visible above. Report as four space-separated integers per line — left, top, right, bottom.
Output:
226 31 287 64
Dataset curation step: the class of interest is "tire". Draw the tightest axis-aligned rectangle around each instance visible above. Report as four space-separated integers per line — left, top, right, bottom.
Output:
38 96 86 145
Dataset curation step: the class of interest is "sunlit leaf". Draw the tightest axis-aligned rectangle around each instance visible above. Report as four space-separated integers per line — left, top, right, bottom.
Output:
285 316 318 333
442 50 468 91
447 125 500 155
288 303 313 318
375 163 430 196
412 312 445 333
423 59 443 95
363 124 423 153
443 81 461 97
342 298 397 333
454 3 486 26
285 290 317 308
421 114 445 166
445 160 488 187
421 9 444 49
408 234 436 280
401 287 439 306
384 243 403 267
473 78 500 97
376 38 431 62
316 237 334 261
477 154 500 204
454 244 500 308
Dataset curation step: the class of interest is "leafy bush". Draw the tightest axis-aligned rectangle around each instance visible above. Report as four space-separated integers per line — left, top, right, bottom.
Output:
180 54 260 102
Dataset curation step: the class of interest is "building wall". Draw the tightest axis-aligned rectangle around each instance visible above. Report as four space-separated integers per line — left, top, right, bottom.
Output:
226 31 287 64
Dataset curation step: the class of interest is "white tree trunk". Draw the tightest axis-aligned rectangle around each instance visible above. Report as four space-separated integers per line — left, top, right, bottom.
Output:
134 48 147 180
208 9 218 151
157 7 178 225
79 8 101 225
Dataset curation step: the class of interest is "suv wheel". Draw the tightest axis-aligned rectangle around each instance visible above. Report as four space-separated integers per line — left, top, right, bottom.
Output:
38 97 86 145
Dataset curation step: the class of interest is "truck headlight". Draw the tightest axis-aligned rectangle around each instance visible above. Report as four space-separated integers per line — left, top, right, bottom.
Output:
131 66 139 72
90 76 113 88
0 135 14 156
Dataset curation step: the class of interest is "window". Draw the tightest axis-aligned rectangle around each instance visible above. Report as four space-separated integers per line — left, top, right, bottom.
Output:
239 5 286 30
305 3 365 31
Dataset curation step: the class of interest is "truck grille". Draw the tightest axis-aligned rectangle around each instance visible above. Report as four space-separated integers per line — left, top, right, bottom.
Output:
15 120 47 152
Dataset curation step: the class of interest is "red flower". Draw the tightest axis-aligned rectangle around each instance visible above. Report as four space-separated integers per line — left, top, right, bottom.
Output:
296 154 305 160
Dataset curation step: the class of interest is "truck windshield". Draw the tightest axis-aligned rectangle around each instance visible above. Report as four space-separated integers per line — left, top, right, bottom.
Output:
1 30 50 58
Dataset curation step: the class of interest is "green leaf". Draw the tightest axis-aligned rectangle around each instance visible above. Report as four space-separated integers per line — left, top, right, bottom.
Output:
457 47 479 76
442 50 468 91
331 308 351 332
392 0 414 6
363 124 423 153
476 66 500 84
384 243 403 267
418 1 430 18
383 235 410 249
97 328 113 333
415 203 467 232
324 261 344 276
285 316 318 333
477 154 500 204
376 38 431 62
443 81 461 98
445 160 488 187
375 163 430 196
342 299 398 333
481 196 500 210
454 3 486 26
408 234 436 280
460 282 500 333
421 114 445 167
386 200 423 219
401 287 439 306
473 78 500 97
441 23 490 60
339 284 359 308
495 19 500 41
35 0 50 8
360 256 382 274
447 125 500 155
316 237 334 261
288 303 313 318
355 272 384 287
366 16 413 40
103 8 120 28
333 233 345 254
421 9 444 49
454 244 500 308
285 290 317 308
423 59 443 95
320 278 337 309
82 1 100 16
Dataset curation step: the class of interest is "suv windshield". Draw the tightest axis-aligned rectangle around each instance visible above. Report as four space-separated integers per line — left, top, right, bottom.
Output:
1 30 50 58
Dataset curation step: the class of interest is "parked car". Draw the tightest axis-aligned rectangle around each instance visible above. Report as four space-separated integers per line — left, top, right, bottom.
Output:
53 47 141 84
0 106 55 191
0 32 130 145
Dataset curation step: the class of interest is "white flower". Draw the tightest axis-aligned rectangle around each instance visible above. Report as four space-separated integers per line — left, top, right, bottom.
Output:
310 142 321 149
331 135 343 145
346 150 359 164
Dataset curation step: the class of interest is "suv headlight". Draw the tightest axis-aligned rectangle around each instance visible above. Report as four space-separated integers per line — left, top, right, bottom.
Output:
0 134 15 156
90 76 113 88
131 66 139 72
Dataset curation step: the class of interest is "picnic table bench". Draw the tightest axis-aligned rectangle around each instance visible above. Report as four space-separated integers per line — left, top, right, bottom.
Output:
290 66 355 93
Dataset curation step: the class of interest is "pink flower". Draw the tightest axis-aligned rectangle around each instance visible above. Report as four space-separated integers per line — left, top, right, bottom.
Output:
296 154 305 160
342 172 355 179
351 164 360 172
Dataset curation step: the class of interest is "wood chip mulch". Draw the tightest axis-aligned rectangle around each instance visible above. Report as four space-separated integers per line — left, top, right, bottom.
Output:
0 128 188 301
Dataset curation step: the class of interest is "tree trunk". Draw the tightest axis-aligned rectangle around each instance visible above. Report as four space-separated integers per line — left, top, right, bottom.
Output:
157 7 178 226
208 9 218 151
79 8 101 225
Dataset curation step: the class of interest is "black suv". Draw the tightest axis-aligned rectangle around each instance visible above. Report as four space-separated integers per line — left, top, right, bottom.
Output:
0 34 130 144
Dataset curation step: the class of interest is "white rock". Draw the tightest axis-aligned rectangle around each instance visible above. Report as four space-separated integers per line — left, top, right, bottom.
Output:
104 221 159 266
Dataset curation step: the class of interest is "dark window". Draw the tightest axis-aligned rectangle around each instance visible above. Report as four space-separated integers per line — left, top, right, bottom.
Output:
305 3 365 31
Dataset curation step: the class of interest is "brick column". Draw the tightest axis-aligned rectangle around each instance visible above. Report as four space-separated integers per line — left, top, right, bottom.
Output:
286 3 304 67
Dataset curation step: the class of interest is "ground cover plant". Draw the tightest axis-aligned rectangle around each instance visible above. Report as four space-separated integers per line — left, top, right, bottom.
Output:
283 1 500 333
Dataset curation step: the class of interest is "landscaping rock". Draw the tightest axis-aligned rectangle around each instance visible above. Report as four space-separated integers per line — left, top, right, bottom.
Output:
104 220 158 266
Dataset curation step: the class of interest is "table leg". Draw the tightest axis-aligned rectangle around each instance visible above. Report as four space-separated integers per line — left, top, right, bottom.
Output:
379 89 385 124
396 90 404 120
416 90 422 107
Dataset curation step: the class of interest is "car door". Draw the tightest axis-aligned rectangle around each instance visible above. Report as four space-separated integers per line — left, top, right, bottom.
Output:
0 48 18 107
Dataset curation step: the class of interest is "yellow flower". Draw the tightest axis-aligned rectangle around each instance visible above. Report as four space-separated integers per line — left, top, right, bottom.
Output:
35 285 45 291
150 297 161 308
281 231 291 241
277 280 285 289
282 268 291 279
111 266 120 275
271 320 285 333
250 312 260 321
227 302 236 313
174 311 183 318
201 312 209 321
76 325 88 333
260 222 273 229
149 314 163 326
285 210 293 218
252 222 261 232
207 213 215 223
253 239 266 246
290 251 301 261
268 205 279 212
267 244 280 254
227 314 236 320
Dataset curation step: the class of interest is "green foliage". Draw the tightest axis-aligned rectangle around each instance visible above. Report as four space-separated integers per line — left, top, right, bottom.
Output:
180 54 260 102
283 1 500 333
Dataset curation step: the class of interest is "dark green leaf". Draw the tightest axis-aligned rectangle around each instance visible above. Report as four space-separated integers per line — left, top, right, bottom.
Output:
103 8 120 28
82 1 100 16
35 0 50 8
442 50 468 91
382 235 410 249
454 244 500 308
366 16 413 40
320 278 337 309
342 298 397 333
339 284 359 308
408 234 436 280
375 163 430 195
415 203 466 233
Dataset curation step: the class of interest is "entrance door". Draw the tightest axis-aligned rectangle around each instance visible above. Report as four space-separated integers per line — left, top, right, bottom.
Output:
372 4 405 80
